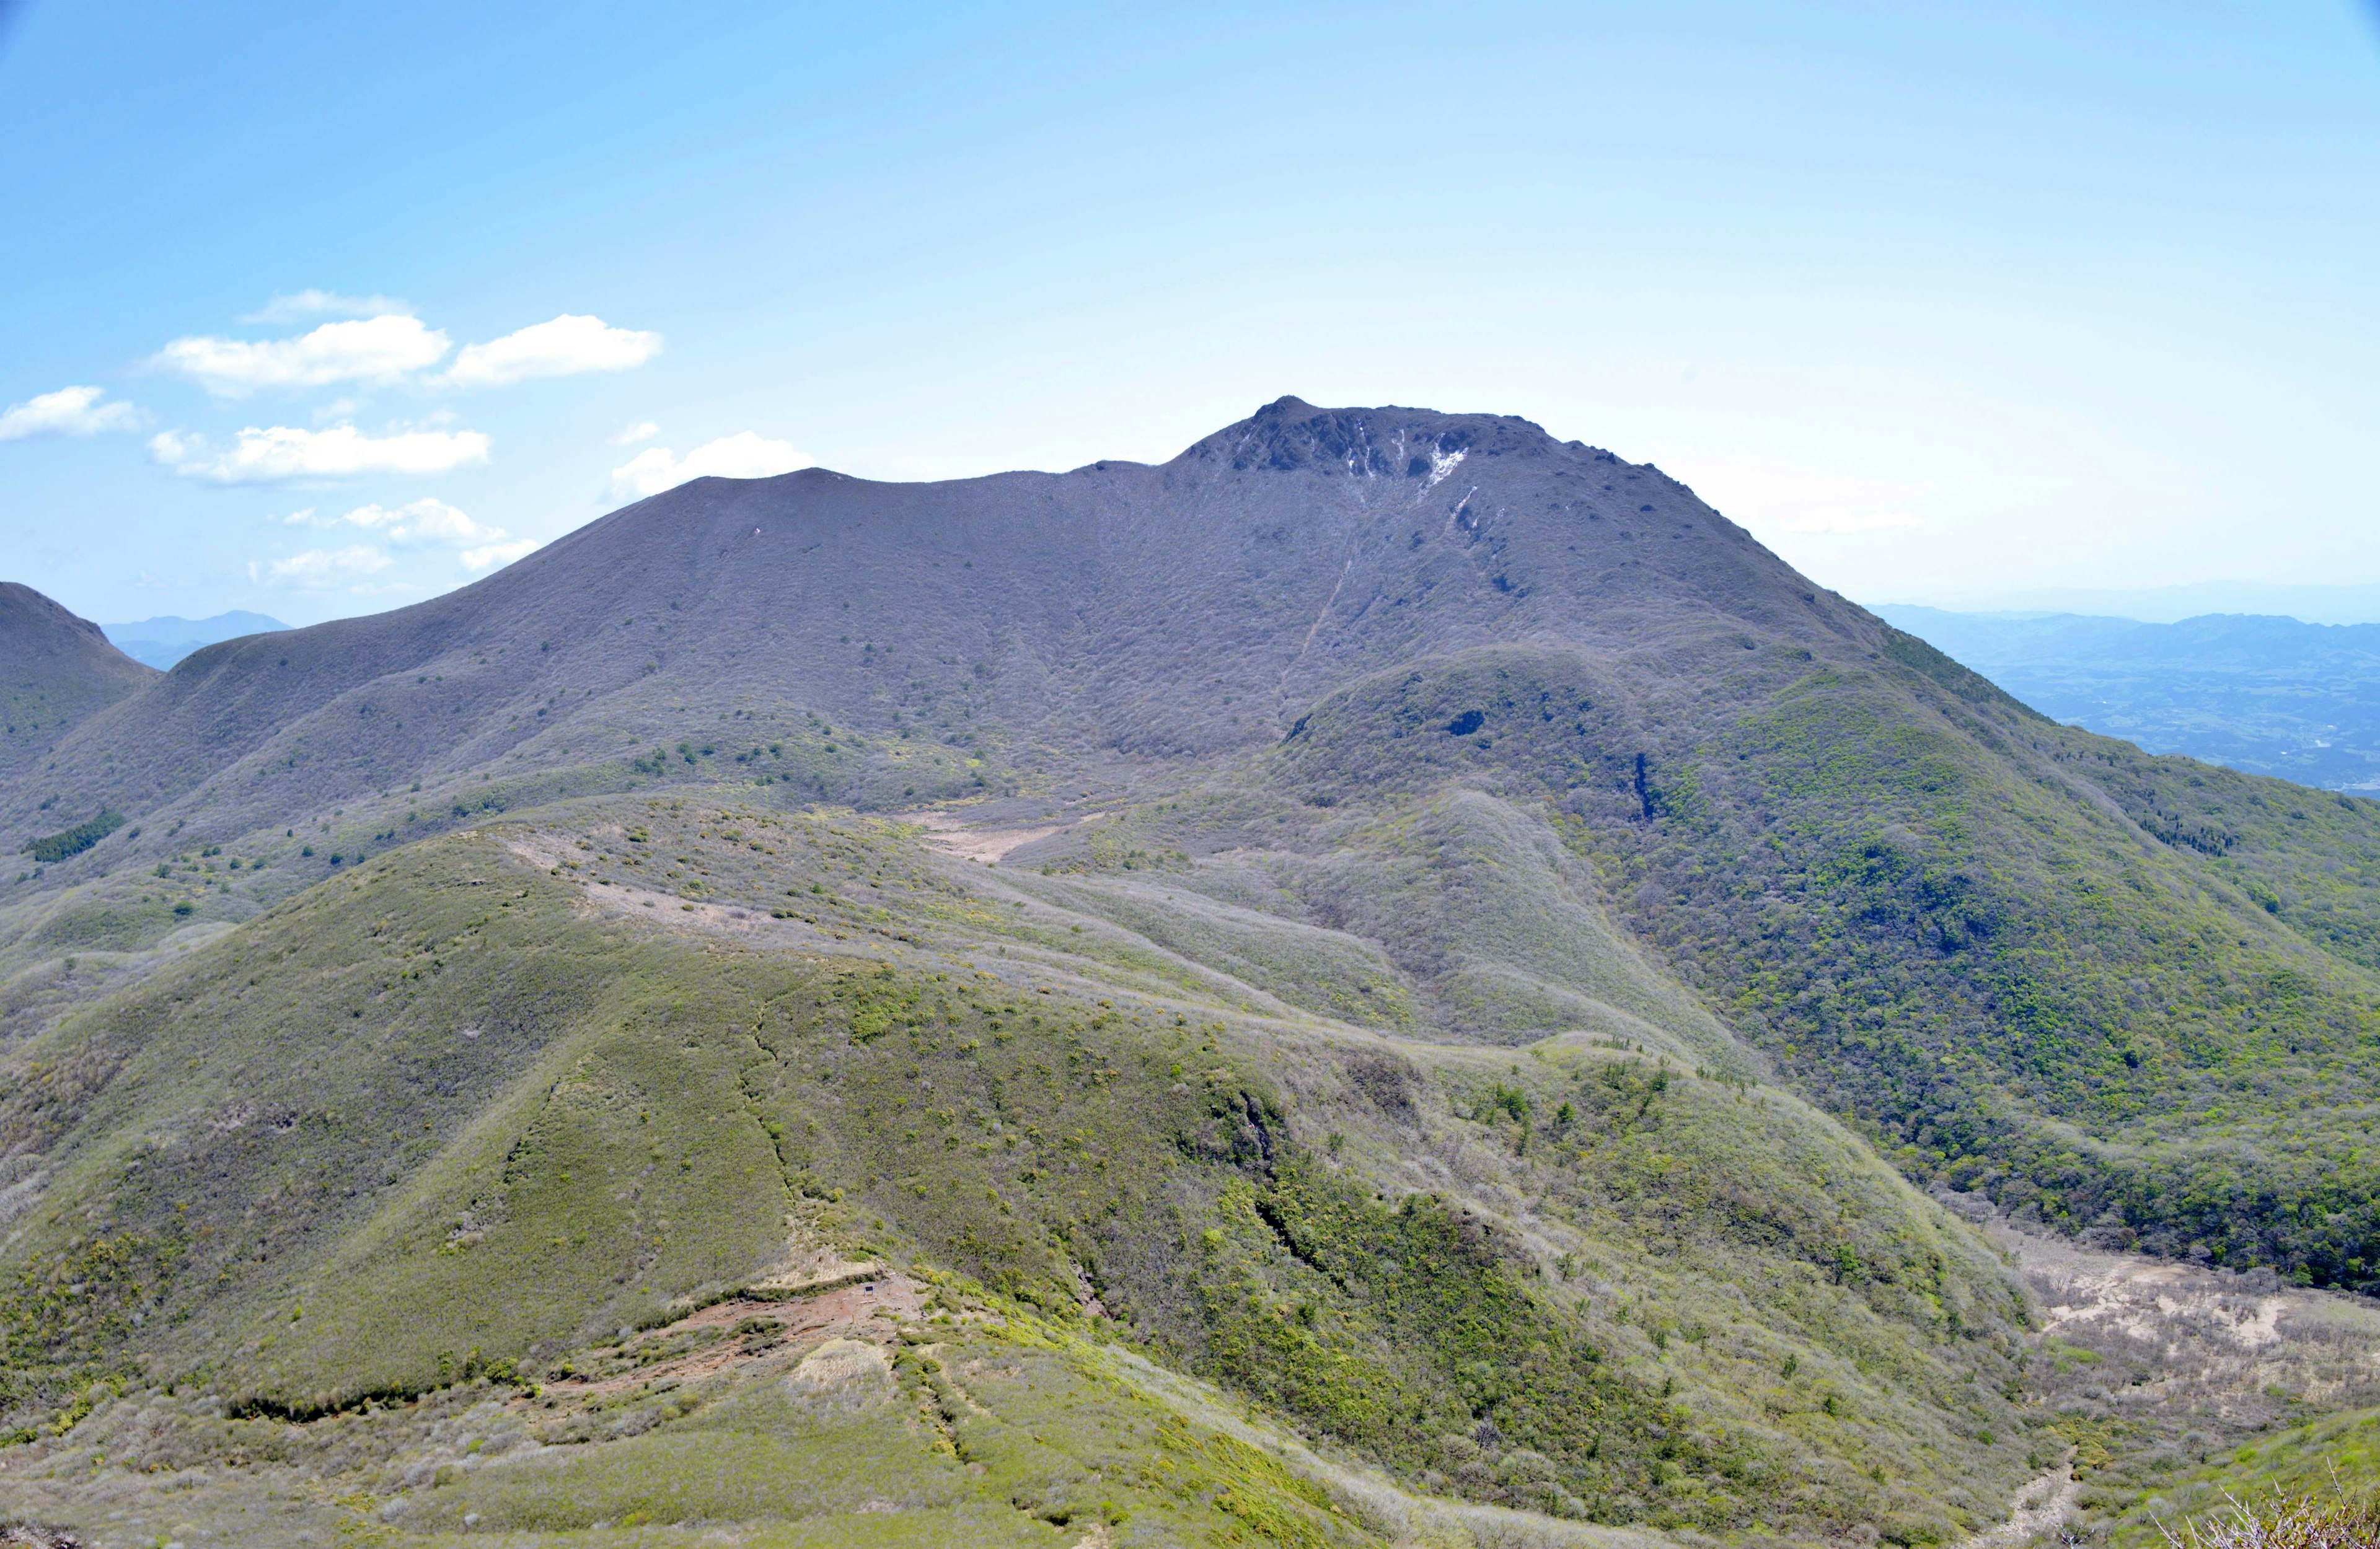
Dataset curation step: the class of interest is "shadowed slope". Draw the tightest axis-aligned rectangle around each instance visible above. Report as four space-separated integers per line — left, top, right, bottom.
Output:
0 582 156 777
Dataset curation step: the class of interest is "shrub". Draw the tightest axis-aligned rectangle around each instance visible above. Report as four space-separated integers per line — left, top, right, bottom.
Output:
22 810 125 863
2158 1483 2380 1549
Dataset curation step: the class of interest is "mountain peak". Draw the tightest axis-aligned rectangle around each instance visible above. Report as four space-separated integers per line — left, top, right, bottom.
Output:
1179 396 1569 476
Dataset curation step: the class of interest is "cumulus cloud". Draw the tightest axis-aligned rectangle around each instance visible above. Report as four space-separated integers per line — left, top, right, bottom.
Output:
609 419 661 446
240 290 412 324
285 496 498 543
461 538 539 571
610 431 807 499
156 314 454 395
275 498 539 574
0 385 144 440
152 423 492 482
443 315 662 388
251 545 395 586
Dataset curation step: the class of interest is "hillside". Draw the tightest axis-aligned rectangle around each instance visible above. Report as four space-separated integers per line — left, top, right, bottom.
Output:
1877 603 2380 792
2 398 2378 1544
0 582 156 778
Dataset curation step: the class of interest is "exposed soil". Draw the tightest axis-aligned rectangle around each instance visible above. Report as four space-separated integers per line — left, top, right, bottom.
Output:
540 1270 926 1401
902 809 1075 863
1950 1201 2380 1547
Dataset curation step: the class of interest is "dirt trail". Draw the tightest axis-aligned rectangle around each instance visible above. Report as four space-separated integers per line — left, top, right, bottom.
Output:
1964 1464 2086 1549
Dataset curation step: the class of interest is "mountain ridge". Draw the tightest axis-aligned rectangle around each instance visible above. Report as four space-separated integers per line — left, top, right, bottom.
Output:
4 397 1880 848
3 398 2379 1545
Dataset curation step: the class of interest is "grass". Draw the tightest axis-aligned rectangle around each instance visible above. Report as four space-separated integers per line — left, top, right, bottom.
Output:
1241 639 2380 1289
2096 1410 2380 1547
0 794 2042 1542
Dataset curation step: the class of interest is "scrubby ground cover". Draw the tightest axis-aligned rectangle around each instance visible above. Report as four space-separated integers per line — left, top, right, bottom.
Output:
1215 640 2380 1289
1892 1205 2380 1547
0 799 2041 1543
7 402 2380 1545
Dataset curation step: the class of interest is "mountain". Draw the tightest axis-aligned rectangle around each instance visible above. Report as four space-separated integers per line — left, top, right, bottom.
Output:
0 582 157 774
1899 581 2380 627
1 398 2376 1545
100 610 289 670
1876 603 2380 791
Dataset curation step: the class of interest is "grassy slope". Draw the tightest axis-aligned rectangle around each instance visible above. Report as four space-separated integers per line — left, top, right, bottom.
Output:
0 584 156 777
1214 639 2380 1290
2074 1406 2380 1548
0 796 2035 1543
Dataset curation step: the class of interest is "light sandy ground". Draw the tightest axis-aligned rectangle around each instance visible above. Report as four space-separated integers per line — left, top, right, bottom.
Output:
1951 1211 2380 1548
903 810 1064 862
899 808 1106 863
1992 1217 2380 1415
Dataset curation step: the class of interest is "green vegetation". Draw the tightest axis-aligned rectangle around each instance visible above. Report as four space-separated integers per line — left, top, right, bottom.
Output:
2096 1409 2380 1547
12 403 2380 1544
1258 641 2380 1288
19 809 123 864
0 799 2037 1542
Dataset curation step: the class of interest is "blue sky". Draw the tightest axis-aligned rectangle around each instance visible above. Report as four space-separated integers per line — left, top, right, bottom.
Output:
2 1 2375 626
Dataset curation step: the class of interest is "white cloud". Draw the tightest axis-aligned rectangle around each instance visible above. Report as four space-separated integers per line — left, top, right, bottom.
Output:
0 385 144 440
156 314 453 395
443 315 662 388
340 497 506 545
273 497 540 574
461 538 539 571
610 431 807 499
152 423 492 482
240 290 412 324
252 545 395 586
609 419 661 446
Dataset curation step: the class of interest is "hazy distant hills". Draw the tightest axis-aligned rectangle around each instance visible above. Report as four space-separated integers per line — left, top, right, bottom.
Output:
1906 581 2380 626
1875 604 2380 791
101 608 288 670
4 399 2380 1543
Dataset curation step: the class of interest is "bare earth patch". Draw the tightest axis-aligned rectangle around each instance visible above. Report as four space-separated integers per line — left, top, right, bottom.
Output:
899 809 1070 864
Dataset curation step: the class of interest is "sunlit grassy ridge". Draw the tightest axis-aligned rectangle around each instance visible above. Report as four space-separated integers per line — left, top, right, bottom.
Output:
0 796 2040 1542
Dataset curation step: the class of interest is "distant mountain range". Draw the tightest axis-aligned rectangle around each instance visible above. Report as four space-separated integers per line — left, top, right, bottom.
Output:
1874 604 2380 792
100 608 288 669
1902 581 2380 626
